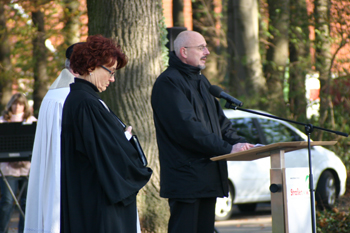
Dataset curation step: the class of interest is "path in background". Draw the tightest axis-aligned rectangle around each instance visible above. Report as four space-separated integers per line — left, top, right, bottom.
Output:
8 204 272 233
215 203 272 233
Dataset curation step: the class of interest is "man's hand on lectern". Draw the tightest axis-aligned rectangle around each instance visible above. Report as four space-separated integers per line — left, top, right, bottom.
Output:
230 143 255 153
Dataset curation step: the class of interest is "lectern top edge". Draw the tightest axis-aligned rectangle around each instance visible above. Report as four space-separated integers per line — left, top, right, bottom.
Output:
210 141 337 162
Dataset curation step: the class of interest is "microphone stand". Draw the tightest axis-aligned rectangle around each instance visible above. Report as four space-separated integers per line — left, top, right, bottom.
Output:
225 102 348 233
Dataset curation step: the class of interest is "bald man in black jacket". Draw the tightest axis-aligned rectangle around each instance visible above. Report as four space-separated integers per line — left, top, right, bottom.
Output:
151 30 254 233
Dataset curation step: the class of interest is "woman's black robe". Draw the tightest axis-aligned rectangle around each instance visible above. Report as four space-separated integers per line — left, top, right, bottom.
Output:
60 78 152 233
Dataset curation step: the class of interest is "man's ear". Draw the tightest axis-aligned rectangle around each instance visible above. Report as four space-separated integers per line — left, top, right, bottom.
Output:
179 47 187 59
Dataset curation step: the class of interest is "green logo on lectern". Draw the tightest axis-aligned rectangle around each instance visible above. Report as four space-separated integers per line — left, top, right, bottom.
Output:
305 175 310 190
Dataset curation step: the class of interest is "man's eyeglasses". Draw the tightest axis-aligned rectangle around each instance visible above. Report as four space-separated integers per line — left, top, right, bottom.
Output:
184 45 208 51
101 65 115 77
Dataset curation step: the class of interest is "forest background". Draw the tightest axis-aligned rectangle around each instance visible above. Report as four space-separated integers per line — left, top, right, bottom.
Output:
0 0 349 232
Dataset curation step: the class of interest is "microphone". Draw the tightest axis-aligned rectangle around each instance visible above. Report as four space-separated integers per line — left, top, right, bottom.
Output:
209 85 243 107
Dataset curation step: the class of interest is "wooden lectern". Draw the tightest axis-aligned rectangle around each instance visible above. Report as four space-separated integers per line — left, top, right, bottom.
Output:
211 141 337 233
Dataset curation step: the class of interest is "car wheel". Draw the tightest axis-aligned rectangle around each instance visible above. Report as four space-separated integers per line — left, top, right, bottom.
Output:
215 183 234 221
237 203 257 213
316 170 337 210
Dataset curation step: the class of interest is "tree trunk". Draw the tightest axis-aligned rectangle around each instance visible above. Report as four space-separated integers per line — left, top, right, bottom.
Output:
0 3 13 109
227 0 266 108
226 0 238 93
314 0 332 140
86 0 168 232
173 0 184 27
288 0 310 122
258 0 269 65
63 0 81 46
32 8 49 115
264 0 290 116
192 0 226 86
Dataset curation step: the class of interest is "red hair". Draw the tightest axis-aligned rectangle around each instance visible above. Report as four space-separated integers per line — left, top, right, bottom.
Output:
70 35 128 75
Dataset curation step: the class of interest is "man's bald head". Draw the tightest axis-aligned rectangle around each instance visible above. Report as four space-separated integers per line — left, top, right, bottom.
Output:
172 31 209 69
174 31 203 56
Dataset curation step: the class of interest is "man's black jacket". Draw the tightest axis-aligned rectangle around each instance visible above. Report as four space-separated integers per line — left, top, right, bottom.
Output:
151 52 246 199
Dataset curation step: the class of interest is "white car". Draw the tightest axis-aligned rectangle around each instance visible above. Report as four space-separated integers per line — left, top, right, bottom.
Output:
215 109 347 220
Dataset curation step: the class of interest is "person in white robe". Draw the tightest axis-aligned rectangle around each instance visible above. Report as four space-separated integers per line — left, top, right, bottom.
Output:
23 43 79 233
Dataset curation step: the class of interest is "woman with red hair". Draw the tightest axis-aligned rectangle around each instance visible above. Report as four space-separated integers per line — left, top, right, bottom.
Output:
60 35 152 233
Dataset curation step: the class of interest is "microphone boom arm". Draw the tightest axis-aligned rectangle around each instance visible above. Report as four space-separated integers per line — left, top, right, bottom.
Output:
225 102 348 137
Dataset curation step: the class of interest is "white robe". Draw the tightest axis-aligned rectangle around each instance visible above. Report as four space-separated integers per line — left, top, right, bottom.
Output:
24 69 74 233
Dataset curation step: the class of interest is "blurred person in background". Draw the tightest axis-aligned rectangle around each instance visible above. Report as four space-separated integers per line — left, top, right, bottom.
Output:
0 93 36 233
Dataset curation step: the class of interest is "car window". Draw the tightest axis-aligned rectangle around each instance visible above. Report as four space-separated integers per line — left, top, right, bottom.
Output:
230 118 261 144
256 118 303 144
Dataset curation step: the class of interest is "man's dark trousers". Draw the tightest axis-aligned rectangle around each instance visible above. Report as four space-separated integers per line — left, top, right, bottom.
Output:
168 197 216 233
